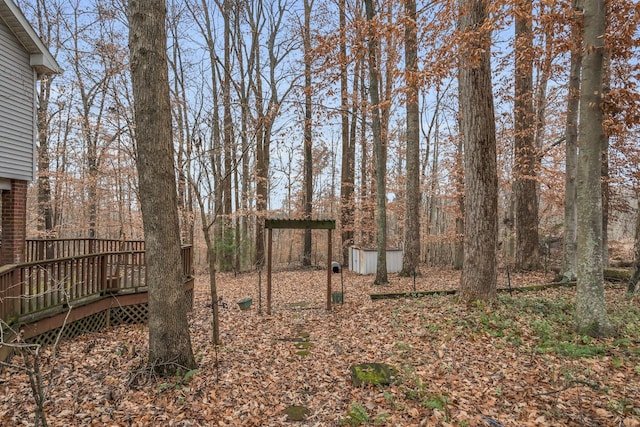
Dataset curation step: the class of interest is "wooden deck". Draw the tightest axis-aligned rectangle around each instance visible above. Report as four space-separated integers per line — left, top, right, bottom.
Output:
0 239 193 358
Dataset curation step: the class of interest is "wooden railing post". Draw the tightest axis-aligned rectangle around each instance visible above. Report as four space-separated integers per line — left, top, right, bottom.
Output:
10 267 21 320
99 254 108 294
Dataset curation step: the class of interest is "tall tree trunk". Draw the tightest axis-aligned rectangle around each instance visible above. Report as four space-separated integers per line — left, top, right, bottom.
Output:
575 0 611 336
192 183 221 344
128 0 196 374
513 0 540 271
31 0 55 241
358 61 372 246
250 3 267 268
401 0 421 276
168 5 193 245
232 2 251 269
36 77 54 238
627 198 640 296
250 2 294 267
562 0 583 282
302 0 313 266
339 0 354 267
454 133 464 270
221 0 234 272
458 0 498 302
364 0 388 285
601 53 611 268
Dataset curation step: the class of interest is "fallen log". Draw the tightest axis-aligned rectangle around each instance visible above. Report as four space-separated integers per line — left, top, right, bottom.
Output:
370 281 577 300
370 272 631 301
603 267 631 282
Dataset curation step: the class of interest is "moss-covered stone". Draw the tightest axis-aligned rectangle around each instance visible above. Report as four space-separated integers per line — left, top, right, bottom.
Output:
295 350 311 357
295 341 313 349
350 363 398 387
284 405 309 421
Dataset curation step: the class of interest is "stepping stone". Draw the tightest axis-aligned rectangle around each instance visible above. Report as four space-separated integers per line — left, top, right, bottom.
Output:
350 363 398 387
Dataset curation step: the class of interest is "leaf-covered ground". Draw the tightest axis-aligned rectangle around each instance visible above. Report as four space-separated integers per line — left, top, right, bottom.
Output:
2 267 640 426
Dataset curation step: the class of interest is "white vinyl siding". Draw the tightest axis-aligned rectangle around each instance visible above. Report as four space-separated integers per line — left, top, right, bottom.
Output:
0 16 36 181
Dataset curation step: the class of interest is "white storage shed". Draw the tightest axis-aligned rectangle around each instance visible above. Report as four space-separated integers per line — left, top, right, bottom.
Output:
348 246 403 275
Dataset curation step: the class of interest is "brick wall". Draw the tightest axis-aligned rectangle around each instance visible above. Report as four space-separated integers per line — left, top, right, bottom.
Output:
1 179 27 265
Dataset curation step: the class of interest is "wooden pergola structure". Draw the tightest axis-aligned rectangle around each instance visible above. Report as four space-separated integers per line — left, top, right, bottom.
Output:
264 219 336 314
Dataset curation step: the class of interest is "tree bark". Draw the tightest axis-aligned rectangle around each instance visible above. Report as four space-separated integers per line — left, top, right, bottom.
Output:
458 0 498 302
401 0 421 276
221 0 235 272
575 0 611 336
601 53 611 268
364 0 388 285
302 0 313 266
562 1 583 282
513 0 540 271
36 77 54 238
339 0 355 266
454 134 464 270
127 0 196 374
235 5 251 269
627 200 640 296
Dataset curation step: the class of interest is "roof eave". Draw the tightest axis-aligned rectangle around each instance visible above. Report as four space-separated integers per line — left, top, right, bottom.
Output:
1 0 62 76
30 53 63 76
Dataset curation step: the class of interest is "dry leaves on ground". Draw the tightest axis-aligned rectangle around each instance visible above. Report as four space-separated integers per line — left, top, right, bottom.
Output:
1 266 639 426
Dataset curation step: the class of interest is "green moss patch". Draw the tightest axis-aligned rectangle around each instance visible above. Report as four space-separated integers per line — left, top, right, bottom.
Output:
295 341 313 349
350 363 398 387
284 405 309 421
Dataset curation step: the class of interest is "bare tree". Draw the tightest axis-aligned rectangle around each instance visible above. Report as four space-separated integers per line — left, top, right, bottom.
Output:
364 0 388 285
221 0 235 272
168 0 195 245
250 0 299 267
338 0 355 266
302 0 313 266
31 0 60 239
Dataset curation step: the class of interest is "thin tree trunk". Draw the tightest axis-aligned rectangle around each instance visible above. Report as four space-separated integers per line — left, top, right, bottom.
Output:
168 6 193 245
454 133 464 270
221 0 234 272
339 0 354 267
364 0 388 285
601 53 611 268
36 80 54 237
302 0 313 266
562 0 583 282
219 0 235 271
359 61 371 246
627 200 640 296
233 2 251 269
513 0 540 271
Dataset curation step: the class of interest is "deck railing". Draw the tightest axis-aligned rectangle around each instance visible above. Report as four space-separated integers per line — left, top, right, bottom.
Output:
0 243 193 325
26 238 145 262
